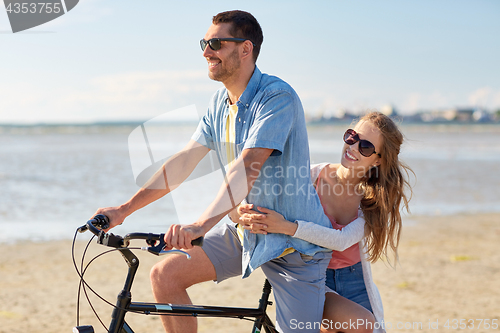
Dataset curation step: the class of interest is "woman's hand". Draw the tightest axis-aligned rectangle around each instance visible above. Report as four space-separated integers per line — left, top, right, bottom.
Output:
236 204 267 234
238 205 298 236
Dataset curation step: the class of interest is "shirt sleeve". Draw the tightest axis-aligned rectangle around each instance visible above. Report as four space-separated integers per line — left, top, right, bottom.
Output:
243 90 296 155
191 113 215 150
191 90 226 151
293 214 366 251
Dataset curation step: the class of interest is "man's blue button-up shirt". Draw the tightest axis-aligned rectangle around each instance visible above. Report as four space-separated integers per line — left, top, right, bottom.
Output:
192 66 332 278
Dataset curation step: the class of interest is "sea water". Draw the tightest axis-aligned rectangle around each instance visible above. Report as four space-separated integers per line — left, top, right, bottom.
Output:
1 123 499 243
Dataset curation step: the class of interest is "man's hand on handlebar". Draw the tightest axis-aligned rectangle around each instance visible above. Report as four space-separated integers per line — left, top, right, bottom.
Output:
164 223 206 250
79 214 203 253
91 206 127 232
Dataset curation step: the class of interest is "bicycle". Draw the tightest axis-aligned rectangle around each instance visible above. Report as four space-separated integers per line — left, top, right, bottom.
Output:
72 215 278 333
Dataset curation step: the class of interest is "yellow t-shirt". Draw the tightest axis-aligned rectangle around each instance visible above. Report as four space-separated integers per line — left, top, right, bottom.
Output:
226 103 294 258
225 104 238 168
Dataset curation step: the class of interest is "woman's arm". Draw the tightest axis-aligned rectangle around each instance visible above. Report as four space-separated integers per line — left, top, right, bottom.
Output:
293 217 365 251
238 204 365 251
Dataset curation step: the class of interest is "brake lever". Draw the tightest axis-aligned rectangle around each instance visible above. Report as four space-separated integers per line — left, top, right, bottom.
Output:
145 234 203 258
143 247 192 259
144 238 191 259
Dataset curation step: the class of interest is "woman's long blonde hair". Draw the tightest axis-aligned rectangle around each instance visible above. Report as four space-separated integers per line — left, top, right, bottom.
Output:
358 112 414 263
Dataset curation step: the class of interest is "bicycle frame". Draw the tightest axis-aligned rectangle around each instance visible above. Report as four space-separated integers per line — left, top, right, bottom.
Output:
108 247 276 333
74 220 277 333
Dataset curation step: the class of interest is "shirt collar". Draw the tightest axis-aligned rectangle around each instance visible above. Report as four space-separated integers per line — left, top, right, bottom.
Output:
237 66 262 108
222 66 262 108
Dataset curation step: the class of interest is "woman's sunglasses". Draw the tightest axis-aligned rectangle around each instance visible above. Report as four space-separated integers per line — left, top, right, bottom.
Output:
200 38 254 51
343 129 381 158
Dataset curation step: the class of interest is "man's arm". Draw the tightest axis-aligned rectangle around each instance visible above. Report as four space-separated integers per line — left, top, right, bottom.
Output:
93 140 210 229
164 147 273 250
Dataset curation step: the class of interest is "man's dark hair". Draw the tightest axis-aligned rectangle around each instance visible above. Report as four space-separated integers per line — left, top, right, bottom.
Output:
212 10 263 63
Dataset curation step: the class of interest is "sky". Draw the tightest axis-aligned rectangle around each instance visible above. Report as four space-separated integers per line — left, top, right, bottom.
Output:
0 0 499 124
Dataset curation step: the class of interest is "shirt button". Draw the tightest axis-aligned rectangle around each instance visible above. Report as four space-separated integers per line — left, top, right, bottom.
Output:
238 117 241 122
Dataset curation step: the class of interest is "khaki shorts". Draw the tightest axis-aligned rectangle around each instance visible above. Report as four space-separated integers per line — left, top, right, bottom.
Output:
202 222 332 333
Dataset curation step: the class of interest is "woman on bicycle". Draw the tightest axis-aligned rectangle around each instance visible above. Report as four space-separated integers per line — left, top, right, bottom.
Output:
234 111 413 333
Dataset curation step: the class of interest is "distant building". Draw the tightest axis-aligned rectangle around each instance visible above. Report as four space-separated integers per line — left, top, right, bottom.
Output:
380 105 398 117
455 109 474 122
306 104 497 124
417 107 494 123
472 109 492 122
419 109 458 122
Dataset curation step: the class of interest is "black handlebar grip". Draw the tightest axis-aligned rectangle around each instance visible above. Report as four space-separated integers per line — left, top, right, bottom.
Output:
191 237 204 247
77 214 109 233
78 214 110 234
92 214 110 230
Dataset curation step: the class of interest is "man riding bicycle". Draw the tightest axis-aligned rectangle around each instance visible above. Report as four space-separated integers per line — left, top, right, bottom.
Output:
93 10 332 333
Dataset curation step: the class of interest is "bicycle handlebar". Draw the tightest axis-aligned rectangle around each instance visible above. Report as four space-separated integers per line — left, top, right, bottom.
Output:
78 214 204 255
77 214 110 233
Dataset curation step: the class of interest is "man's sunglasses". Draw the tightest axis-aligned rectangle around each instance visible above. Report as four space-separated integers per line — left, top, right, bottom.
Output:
343 129 381 158
200 38 254 51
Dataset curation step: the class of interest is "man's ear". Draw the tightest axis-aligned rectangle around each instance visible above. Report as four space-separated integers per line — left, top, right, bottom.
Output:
241 40 253 58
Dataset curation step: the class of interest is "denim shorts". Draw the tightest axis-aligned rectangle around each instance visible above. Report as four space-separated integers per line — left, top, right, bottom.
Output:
202 222 332 333
325 261 373 313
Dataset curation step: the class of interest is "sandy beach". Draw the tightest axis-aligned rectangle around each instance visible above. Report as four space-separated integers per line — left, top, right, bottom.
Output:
1 213 499 333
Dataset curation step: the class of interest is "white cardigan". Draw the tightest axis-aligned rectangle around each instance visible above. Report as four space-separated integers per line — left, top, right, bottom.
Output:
293 163 386 333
